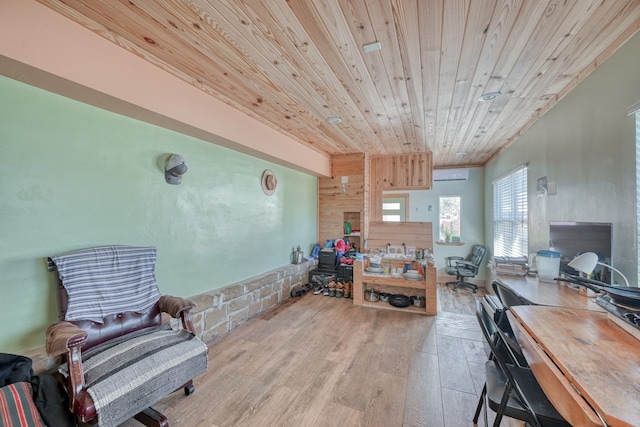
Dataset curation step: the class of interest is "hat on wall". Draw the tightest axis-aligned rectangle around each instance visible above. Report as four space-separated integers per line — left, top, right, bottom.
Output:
165 154 188 185
261 169 277 195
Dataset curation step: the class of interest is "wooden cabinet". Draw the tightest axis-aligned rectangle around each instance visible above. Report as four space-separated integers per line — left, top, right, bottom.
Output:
353 260 437 315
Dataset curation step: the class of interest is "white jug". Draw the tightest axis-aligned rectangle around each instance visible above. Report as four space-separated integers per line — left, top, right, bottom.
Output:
536 250 560 282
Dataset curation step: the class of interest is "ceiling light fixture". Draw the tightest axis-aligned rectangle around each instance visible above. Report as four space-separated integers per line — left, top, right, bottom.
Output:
362 41 382 53
479 92 502 101
456 152 467 157
326 116 343 124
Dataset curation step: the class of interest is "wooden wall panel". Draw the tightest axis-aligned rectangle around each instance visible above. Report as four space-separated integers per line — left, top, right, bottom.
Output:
373 153 433 190
318 154 366 246
369 153 432 221
367 221 434 252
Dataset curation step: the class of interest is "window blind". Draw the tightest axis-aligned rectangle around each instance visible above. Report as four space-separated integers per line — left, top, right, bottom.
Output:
493 165 528 257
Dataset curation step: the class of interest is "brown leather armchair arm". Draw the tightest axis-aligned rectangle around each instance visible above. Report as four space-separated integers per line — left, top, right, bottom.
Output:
46 321 90 417
46 321 88 357
158 295 197 333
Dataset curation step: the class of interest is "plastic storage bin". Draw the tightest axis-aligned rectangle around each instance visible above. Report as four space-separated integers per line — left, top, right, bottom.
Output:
536 250 560 282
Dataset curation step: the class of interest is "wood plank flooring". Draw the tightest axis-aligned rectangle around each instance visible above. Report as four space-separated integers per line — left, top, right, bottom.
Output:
121 284 523 427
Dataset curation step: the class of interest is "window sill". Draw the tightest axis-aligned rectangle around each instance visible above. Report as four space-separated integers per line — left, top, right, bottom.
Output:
436 241 465 246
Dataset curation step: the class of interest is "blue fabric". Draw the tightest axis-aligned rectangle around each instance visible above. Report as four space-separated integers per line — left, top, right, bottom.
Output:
48 246 161 323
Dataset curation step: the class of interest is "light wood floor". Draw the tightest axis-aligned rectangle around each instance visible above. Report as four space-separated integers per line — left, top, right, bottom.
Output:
122 284 523 427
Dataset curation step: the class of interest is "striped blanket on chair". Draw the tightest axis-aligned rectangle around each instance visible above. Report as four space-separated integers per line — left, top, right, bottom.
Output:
48 245 161 322
84 328 208 427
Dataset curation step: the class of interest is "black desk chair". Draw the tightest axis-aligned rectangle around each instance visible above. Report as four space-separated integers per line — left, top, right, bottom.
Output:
473 301 570 427
445 244 486 292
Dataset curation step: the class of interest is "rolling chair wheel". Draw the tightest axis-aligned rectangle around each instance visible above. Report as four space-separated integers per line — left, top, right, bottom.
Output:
184 384 195 395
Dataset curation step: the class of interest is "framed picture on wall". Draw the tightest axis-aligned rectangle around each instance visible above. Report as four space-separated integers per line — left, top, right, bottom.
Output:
405 246 416 258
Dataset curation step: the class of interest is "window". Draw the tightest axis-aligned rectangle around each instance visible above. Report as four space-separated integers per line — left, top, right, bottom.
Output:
382 194 409 222
439 196 461 241
493 165 528 257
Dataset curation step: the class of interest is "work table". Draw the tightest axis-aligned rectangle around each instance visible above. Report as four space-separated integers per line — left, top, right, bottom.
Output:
509 305 640 427
495 274 605 311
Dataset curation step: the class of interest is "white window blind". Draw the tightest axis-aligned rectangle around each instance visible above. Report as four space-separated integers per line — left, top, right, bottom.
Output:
493 166 528 257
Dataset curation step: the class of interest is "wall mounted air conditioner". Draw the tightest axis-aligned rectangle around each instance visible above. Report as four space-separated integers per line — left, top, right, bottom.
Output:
433 168 469 182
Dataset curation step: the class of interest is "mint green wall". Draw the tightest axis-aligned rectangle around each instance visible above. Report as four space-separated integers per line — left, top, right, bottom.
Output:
484 31 640 283
0 75 318 353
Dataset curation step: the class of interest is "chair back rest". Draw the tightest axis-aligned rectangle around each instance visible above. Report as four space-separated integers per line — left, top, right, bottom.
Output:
468 245 487 267
475 301 540 423
492 281 528 308
48 246 163 351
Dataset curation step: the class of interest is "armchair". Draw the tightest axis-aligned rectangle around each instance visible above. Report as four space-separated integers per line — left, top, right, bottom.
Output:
45 245 208 427
445 244 487 292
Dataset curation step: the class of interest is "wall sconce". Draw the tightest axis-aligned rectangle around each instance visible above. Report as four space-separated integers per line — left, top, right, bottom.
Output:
165 154 188 185
341 176 348 193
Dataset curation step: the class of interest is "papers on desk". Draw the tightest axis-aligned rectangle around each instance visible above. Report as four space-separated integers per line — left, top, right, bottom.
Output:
489 256 529 276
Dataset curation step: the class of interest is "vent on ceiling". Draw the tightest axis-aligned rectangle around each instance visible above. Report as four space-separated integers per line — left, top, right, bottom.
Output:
433 168 469 182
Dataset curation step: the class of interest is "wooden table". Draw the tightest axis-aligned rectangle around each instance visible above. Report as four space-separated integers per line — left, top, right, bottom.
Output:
495 274 605 312
508 305 640 427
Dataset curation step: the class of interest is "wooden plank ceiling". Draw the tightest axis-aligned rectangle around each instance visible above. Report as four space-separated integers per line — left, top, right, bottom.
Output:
37 0 640 167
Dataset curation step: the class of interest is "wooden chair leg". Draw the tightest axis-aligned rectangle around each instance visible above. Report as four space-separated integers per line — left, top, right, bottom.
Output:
134 407 169 427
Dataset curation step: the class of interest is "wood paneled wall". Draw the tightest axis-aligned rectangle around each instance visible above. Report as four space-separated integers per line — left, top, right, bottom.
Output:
369 153 432 221
318 154 367 245
319 153 433 246
367 221 433 253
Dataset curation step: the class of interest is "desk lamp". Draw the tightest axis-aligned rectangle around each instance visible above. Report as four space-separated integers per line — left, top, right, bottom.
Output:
568 252 630 287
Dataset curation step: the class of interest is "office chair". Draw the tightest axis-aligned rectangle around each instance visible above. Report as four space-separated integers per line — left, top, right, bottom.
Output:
473 301 570 427
445 244 486 292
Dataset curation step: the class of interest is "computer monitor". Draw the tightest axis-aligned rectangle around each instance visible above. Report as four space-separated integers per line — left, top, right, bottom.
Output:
549 221 612 274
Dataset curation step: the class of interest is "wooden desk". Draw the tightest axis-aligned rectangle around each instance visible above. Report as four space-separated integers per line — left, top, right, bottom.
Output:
508 306 640 427
495 274 605 312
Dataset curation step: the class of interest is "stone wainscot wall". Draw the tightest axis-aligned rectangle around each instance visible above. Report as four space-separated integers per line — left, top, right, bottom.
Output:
25 260 317 372
187 260 317 343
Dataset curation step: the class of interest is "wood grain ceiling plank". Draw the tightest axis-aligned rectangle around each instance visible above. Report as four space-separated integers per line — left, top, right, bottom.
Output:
434 0 470 152
287 0 399 154
417 0 444 152
486 2 617 146
452 0 524 166
464 0 579 159
161 1 349 148
195 0 364 153
505 0 595 100
365 0 421 151
482 0 549 95
339 0 410 153
242 0 381 147
391 0 426 152
442 0 498 160
545 0 640 95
